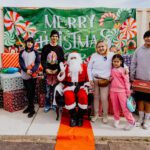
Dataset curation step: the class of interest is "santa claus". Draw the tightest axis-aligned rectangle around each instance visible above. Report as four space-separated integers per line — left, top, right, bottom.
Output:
57 52 89 127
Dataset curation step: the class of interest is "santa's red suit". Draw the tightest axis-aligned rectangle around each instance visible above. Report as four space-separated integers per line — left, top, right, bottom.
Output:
57 52 89 127
62 63 89 110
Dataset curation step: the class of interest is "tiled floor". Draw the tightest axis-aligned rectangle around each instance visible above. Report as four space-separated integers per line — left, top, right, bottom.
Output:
0 105 150 137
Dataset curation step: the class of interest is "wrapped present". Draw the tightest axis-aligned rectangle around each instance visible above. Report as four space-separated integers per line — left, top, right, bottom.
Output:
3 89 27 112
132 80 150 94
0 72 24 92
38 93 45 107
1 53 19 68
0 90 3 108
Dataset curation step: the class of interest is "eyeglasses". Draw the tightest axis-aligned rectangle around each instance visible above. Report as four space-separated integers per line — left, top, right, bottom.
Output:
103 56 107 61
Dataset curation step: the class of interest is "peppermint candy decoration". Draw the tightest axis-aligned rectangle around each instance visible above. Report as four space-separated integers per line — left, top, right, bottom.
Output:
99 12 117 26
22 21 37 40
120 18 137 39
116 8 132 20
113 34 127 49
100 29 120 42
4 31 16 46
4 11 25 35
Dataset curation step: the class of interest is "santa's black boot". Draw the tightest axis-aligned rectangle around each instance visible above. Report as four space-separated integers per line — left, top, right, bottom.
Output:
69 108 77 127
77 108 85 127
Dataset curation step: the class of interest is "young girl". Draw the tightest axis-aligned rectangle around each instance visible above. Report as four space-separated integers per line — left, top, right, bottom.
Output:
110 54 135 130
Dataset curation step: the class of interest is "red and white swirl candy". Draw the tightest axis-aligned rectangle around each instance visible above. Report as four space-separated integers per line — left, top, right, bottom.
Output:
4 11 25 35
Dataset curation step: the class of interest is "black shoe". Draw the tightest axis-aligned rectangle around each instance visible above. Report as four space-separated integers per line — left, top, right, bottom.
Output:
77 118 83 127
23 107 30 114
70 118 77 127
28 110 35 118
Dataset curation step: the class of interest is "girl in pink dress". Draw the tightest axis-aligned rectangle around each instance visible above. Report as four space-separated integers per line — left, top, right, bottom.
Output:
110 54 135 130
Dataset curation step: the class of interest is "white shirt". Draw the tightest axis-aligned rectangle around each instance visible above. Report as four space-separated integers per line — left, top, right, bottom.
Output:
88 52 114 81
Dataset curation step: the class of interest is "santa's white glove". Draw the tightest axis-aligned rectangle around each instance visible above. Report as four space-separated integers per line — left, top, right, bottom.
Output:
60 62 66 72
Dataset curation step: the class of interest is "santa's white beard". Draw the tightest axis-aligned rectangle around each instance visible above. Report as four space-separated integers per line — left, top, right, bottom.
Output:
68 59 82 82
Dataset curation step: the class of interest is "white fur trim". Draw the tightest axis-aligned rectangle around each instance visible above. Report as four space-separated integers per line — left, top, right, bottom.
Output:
80 86 88 94
57 72 65 81
84 82 90 87
63 86 75 92
78 103 87 109
65 102 76 110
53 83 64 105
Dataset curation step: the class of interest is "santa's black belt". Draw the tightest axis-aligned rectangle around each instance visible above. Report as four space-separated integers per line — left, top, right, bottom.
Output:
63 81 84 86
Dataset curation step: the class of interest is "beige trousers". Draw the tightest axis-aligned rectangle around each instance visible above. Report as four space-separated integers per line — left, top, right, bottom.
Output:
93 79 109 116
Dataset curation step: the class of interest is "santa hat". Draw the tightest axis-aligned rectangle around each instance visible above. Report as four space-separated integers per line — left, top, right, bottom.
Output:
67 52 82 63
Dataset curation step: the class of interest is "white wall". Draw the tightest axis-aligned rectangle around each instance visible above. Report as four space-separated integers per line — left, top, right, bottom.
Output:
0 0 150 8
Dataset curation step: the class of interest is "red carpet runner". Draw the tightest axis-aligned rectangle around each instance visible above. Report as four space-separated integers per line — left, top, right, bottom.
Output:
55 111 95 150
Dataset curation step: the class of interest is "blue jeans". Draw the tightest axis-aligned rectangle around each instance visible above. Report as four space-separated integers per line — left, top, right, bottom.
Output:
45 84 55 107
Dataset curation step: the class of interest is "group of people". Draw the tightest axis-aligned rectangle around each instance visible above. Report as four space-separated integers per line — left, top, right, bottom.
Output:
19 29 150 130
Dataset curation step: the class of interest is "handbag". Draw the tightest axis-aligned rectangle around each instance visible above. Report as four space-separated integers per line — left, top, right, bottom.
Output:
98 78 110 87
126 96 136 112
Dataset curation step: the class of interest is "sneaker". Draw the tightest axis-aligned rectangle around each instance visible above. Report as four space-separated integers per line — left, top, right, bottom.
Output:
91 114 99 122
124 122 135 130
23 107 30 114
52 105 56 112
114 120 120 128
143 120 150 130
28 110 35 118
102 115 108 124
136 118 144 127
44 106 51 113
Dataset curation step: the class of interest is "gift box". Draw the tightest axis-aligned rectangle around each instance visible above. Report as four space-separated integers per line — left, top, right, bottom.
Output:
0 72 24 92
1 53 19 68
0 90 3 108
3 89 27 112
38 93 45 107
132 80 150 94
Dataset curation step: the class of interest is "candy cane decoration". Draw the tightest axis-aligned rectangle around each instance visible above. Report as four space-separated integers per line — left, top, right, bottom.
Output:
99 12 117 26
127 39 137 49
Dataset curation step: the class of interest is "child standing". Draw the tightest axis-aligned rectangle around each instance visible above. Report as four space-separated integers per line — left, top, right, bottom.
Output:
130 30 150 129
110 54 135 130
41 30 64 112
19 37 40 118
